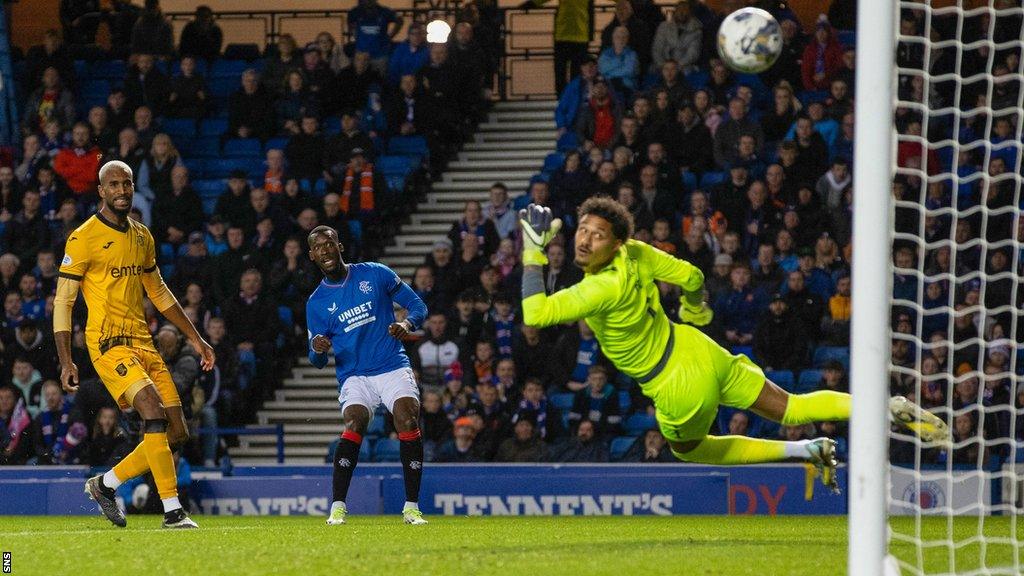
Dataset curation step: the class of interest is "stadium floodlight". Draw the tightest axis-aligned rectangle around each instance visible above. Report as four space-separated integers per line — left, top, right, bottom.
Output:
426 20 451 44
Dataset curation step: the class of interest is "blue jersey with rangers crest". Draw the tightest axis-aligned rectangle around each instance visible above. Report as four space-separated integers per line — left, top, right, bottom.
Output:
306 262 428 386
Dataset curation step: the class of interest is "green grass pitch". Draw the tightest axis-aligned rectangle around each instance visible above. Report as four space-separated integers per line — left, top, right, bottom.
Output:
1 515 1020 575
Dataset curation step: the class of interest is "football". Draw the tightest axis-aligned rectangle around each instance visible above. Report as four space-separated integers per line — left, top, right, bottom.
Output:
716 7 783 74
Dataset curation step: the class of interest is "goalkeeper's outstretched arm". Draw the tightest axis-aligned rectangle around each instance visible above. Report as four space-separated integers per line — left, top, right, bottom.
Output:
521 267 616 328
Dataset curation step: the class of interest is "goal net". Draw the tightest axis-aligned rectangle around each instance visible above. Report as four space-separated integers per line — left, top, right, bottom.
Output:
876 0 1023 574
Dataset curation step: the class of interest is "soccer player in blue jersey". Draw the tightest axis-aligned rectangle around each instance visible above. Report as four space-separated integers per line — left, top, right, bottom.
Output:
305 225 429 525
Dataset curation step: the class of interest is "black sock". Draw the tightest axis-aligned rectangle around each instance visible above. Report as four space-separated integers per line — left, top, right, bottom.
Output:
333 432 362 503
398 429 424 504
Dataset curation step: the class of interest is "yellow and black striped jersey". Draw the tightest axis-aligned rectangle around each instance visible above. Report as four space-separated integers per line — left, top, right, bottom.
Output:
58 213 159 360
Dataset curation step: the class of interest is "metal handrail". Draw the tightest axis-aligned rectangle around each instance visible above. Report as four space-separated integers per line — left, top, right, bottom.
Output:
197 424 285 464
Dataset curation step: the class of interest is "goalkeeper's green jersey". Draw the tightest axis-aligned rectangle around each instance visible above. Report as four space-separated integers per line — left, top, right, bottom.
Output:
523 239 704 378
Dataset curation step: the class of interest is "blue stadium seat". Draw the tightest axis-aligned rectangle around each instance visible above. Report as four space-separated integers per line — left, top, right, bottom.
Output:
374 438 400 462
199 118 229 137
159 264 175 279
263 137 289 152
542 152 564 173
624 414 656 436
797 369 822 394
210 59 250 78
385 175 406 194
837 30 856 48
171 59 208 77
610 436 634 460
277 306 293 327
685 70 710 90
348 219 362 243
223 138 262 158
377 155 415 176
618 390 631 412
88 60 126 80
201 197 218 216
387 135 429 158
223 43 262 61
681 170 698 192
193 179 226 199
549 393 574 412
765 370 795 392
359 439 372 461
208 77 238 99
813 346 850 370
556 131 578 152
158 242 175 263
81 79 111 100
699 171 726 188
730 346 755 361
161 118 197 138
366 415 386 437
183 136 221 158
797 90 830 105
323 116 342 135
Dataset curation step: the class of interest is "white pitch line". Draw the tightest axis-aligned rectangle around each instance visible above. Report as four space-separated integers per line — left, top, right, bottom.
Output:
2 525 266 537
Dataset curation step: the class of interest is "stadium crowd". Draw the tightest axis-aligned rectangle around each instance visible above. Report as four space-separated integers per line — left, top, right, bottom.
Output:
0 0 1020 469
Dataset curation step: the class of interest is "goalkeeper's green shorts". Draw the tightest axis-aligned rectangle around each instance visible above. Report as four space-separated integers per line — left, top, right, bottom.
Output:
640 323 766 443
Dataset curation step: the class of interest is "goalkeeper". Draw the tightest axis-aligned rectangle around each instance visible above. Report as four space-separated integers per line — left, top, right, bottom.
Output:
519 198 948 492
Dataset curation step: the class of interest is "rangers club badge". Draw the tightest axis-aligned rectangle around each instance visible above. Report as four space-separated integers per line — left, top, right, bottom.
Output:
359 281 373 294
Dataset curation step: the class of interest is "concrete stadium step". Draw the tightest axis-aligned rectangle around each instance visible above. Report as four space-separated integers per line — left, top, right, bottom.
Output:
282 378 336 388
231 457 326 465
276 423 344 433
424 190 494 203
380 254 429 267
262 400 341 411
258 410 342 424
430 179 529 191
401 222 450 234
477 130 556 142
460 150 549 161
411 212 464 224
442 171 535 183
490 110 554 122
392 266 415 278
463 140 555 152
477 121 556 132
493 100 557 111
297 357 334 368
277 389 339 401
230 446 328 458
241 433 338 445
392 235 446 249
446 159 546 171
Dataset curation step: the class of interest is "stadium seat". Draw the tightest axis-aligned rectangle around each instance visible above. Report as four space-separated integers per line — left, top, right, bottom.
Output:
385 175 406 194
618 390 631 412
223 138 262 158
610 436 635 460
199 118 229 137
374 438 400 462
203 158 261 179
542 152 564 173
193 179 226 199
277 306 293 327
685 70 710 90
210 59 250 78
796 370 822 394
623 414 656 436
765 370 795 392
837 30 856 48
812 347 850 370
323 116 342 135
183 136 221 158
223 43 262 61
88 60 126 80
556 131 578 152
797 90 830 105
366 415 386 437
81 79 111 100
730 346 755 361
681 170 697 192
387 135 429 159
549 393 574 412
377 155 415 177
160 118 197 138
208 77 238 99
699 171 726 188
264 137 289 152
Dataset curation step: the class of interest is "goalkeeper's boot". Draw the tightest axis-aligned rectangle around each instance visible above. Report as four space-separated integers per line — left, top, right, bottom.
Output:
403 507 428 525
326 504 347 525
806 437 840 495
889 396 951 444
162 508 199 529
84 474 127 527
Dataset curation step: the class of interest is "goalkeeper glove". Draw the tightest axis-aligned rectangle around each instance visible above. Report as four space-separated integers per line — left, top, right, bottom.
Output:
519 203 562 267
680 301 713 326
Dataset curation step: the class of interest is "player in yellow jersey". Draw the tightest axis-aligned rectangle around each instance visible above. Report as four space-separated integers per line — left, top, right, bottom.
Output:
54 160 215 528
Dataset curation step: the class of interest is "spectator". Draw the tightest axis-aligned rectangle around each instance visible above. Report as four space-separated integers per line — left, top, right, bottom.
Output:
388 22 430 86
318 193 356 256
791 115 830 181
167 56 208 119
32 249 59 296
600 0 652 75
3 319 58 382
617 183 654 234
85 406 128 466
553 319 605 392
6 191 51 263
315 31 350 74
85 107 116 153
454 234 487 293
103 88 131 134
170 232 214 294
262 149 285 195
135 133 184 224
227 70 275 140
801 15 843 91
568 365 622 438
15 135 46 188
238 188 291 249
385 74 437 142
30 380 84 464
448 200 500 259
299 43 333 104
285 116 326 183
419 390 451 461
620 428 675 462
415 313 461 388
436 416 484 462
335 148 387 222
470 381 510 437
331 52 383 116
512 377 564 441
324 111 375 183
152 166 204 248
278 178 316 220
575 78 622 152
178 5 223 62
348 0 404 73
555 56 599 136
130 0 175 59
156 324 200 401
481 183 517 241
124 53 171 116
637 164 678 223
513 325 555 386
106 0 141 57
816 157 851 212
61 0 101 45
263 34 302 98
762 81 802 143
661 104 714 174
549 419 609 462
410 265 445 315
549 151 592 213
16 275 45 321
753 292 807 371
132 105 157 150
220 269 280 403
24 29 75 94
783 270 826 343
542 243 583 295
714 264 763 346
652 0 703 74
214 170 252 228
599 26 640 93
107 127 146 176
448 23 488 116
713 97 764 168
495 416 544 462
21 67 77 136
419 43 467 136
212 227 264 303
0 385 33 464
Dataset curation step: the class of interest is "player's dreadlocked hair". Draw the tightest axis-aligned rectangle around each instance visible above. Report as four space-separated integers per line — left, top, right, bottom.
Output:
577 196 634 242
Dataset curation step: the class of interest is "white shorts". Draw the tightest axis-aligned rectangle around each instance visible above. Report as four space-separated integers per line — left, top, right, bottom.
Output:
338 366 419 414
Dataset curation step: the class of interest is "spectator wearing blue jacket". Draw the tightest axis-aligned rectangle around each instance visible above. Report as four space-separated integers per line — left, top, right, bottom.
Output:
714 264 765 346
780 249 835 300
785 101 839 148
348 0 404 73
387 22 430 86
598 26 639 93
555 57 598 134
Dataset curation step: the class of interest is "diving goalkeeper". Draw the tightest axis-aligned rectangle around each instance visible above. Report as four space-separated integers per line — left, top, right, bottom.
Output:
519 199 948 492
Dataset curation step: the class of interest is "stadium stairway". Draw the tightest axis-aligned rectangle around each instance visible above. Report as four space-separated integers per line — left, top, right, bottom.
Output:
229 100 557 464
381 99 557 279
